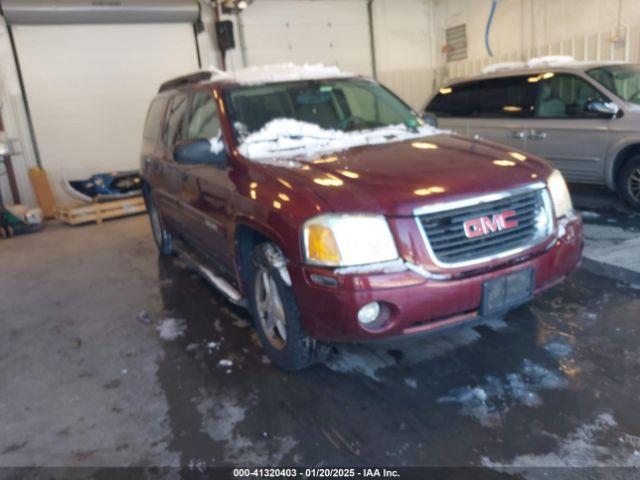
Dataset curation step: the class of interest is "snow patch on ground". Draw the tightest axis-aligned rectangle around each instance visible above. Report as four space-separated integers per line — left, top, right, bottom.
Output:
156 318 187 341
438 359 566 426
579 211 601 220
404 378 418 389
194 390 297 465
481 317 508 331
544 340 573 359
325 327 482 381
481 413 640 467
238 118 445 161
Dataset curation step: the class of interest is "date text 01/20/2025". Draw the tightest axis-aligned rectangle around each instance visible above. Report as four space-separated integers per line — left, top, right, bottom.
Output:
232 468 400 478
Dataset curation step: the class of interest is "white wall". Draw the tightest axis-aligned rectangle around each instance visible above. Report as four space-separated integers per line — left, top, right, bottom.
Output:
433 0 640 72
223 0 373 75
373 0 437 109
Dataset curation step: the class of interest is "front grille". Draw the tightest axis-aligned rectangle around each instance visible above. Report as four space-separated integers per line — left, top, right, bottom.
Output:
418 188 546 265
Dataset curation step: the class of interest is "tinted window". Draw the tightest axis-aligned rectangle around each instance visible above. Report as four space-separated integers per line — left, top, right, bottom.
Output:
427 76 537 118
534 73 609 118
426 82 476 117
471 76 537 118
186 91 221 140
163 93 189 146
143 97 168 140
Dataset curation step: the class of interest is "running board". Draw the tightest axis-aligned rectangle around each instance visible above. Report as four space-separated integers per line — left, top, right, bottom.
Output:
173 239 247 308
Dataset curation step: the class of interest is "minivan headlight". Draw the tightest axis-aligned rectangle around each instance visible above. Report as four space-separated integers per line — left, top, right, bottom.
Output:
547 169 573 218
303 214 399 267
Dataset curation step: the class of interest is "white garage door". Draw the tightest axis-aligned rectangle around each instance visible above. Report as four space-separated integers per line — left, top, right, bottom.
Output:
12 23 199 183
236 0 372 76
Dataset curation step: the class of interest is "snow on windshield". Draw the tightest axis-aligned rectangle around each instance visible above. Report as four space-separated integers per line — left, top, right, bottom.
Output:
237 118 446 162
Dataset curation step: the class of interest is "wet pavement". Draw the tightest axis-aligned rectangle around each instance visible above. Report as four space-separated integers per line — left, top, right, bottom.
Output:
1 193 639 478
153 255 640 472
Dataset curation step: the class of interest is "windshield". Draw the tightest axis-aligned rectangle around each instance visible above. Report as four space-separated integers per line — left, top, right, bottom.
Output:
225 78 421 141
587 65 640 105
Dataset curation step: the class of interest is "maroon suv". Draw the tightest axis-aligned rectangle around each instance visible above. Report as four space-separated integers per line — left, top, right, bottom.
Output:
141 65 583 370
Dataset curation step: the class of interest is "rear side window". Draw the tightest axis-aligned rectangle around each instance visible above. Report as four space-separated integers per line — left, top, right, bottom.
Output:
163 93 190 146
427 76 537 118
471 76 537 118
186 90 221 140
143 97 168 141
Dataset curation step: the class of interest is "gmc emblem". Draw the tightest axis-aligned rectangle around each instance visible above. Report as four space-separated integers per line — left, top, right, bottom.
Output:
463 210 519 239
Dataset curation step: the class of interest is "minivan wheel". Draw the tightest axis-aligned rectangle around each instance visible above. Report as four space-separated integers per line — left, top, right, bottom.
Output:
248 243 314 371
618 155 640 210
147 194 174 255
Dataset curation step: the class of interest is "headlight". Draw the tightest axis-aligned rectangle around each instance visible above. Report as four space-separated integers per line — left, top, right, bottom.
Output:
303 214 399 267
547 169 573 218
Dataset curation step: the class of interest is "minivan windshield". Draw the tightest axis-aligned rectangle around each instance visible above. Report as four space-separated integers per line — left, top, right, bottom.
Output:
587 65 640 105
225 78 422 142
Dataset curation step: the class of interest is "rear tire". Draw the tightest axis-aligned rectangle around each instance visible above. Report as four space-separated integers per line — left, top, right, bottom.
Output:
247 243 314 371
147 192 174 256
617 155 640 210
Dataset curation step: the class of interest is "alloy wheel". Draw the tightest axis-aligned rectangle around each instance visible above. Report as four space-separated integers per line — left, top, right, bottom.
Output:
629 167 640 202
254 268 287 350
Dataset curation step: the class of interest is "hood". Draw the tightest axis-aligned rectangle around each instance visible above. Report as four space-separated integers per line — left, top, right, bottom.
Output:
250 134 554 217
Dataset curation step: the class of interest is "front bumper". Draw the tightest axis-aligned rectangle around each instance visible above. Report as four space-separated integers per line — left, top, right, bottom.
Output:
289 214 583 342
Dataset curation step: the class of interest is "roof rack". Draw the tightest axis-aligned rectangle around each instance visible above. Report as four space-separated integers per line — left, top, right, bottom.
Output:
158 71 215 93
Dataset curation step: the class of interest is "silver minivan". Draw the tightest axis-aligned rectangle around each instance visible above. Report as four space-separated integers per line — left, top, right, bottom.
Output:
424 61 640 210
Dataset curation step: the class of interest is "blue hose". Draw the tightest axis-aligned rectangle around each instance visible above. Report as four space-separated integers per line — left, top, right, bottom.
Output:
485 0 498 57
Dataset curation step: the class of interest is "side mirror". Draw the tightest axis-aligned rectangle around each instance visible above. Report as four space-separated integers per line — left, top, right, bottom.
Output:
585 100 618 119
422 111 438 128
173 138 226 166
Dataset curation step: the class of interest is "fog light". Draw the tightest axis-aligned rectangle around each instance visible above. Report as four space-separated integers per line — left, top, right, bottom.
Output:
357 301 380 325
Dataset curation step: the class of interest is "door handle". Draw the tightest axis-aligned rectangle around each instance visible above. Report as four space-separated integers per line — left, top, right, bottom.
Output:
508 131 525 139
528 130 547 140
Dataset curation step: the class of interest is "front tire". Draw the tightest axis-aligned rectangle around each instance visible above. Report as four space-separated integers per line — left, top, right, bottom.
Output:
147 193 174 256
248 243 314 371
618 155 640 210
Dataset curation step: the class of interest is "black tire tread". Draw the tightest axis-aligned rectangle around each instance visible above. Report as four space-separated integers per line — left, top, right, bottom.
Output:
617 154 640 210
248 243 314 371
147 191 174 256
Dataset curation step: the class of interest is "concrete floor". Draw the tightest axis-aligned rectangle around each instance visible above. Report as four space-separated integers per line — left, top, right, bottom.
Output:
1 186 640 479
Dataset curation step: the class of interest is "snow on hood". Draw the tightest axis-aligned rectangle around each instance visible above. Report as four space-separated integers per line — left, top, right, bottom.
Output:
237 118 447 163
210 63 352 86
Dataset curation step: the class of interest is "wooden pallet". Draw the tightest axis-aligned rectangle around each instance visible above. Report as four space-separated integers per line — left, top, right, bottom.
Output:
56 196 147 225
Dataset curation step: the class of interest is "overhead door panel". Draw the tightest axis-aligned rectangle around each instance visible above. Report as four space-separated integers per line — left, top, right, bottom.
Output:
11 23 199 183
238 0 372 76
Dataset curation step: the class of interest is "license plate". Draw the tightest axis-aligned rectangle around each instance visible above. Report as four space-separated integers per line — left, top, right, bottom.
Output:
481 268 534 316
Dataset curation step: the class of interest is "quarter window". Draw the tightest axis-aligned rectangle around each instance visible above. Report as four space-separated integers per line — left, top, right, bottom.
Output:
426 82 476 117
143 97 168 141
534 74 609 118
163 93 189 146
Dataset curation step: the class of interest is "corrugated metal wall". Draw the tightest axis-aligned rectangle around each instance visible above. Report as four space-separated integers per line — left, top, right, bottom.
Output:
443 25 640 86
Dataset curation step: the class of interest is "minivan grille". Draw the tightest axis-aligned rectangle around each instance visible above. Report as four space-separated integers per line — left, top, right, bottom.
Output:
417 188 546 265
